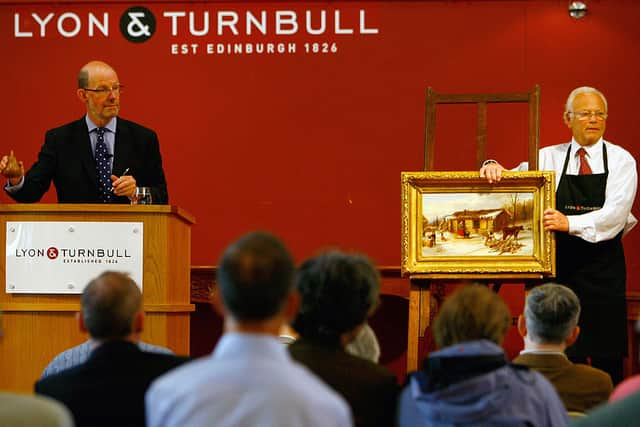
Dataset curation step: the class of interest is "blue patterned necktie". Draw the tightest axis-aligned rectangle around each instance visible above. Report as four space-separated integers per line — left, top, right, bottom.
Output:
95 127 112 202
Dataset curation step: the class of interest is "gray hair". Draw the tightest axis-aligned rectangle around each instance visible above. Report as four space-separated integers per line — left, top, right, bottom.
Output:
345 323 381 363
565 86 608 113
524 283 581 344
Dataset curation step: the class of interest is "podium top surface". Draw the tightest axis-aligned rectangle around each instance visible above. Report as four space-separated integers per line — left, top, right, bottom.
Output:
0 204 196 224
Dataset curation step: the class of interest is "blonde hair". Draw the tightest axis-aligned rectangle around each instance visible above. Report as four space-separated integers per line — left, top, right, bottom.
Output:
434 284 511 348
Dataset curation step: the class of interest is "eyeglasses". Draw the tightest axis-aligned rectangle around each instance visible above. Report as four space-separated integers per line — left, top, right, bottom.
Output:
83 84 124 96
570 110 607 121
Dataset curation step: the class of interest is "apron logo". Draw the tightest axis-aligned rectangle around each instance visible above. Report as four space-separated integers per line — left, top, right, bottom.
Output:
564 204 599 212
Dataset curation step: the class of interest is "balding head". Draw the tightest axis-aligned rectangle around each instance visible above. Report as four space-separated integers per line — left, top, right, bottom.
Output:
76 60 121 126
81 271 142 340
216 231 294 322
78 60 117 89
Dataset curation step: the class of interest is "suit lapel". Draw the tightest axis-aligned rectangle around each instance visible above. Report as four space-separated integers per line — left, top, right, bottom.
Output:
75 118 98 188
113 119 132 177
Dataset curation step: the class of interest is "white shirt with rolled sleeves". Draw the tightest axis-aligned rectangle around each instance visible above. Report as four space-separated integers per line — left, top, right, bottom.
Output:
514 138 637 243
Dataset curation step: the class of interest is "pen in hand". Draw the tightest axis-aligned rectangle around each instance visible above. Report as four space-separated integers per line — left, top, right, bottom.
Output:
111 168 130 192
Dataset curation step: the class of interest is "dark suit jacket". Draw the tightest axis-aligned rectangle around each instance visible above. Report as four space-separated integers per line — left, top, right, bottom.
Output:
513 352 612 412
35 340 189 427
289 338 398 427
8 117 168 204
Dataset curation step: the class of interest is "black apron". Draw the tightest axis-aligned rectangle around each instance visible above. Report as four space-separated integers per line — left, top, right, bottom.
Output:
555 144 627 358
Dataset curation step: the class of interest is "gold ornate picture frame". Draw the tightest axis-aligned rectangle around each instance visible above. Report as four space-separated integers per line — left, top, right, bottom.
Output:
401 171 555 279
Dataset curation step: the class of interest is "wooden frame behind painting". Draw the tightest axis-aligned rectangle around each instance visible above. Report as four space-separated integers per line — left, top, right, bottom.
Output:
401 171 555 278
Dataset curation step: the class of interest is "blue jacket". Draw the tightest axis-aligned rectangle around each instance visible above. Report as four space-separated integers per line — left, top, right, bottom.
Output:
398 340 569 427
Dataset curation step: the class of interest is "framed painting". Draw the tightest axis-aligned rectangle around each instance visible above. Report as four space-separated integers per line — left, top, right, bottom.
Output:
401 171 555 278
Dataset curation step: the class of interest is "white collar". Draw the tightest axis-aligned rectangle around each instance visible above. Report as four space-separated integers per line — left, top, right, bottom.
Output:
85 115 117 134
570 137 603 157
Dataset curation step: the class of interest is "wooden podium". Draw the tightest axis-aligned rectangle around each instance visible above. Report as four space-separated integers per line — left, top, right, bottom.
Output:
0 204 195 392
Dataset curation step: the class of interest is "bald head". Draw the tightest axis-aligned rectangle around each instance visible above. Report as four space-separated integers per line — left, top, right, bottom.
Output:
78 60 117 89
76 60 121 126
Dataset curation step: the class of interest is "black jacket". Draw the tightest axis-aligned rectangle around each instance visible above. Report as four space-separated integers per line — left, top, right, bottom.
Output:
35 340 188 426
7 117 168 204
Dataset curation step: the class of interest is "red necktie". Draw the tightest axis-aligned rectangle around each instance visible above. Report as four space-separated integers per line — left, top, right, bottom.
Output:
578 148 592 175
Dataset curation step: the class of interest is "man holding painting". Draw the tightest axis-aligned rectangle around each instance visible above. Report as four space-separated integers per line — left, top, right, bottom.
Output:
480 86 637 384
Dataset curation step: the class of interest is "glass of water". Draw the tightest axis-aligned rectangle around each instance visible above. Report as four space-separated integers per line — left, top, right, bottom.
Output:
130 187 152 205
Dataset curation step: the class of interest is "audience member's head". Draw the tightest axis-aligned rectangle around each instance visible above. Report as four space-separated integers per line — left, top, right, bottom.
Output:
216 231 295 322
292 251 380 346
80 271 143 341
433 284 511 348
520 282 581 347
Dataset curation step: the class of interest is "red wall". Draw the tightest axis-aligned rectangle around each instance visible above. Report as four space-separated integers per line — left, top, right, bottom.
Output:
2 1 640 290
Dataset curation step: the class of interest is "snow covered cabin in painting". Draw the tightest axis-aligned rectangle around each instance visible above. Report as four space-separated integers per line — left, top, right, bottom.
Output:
444 209 511 237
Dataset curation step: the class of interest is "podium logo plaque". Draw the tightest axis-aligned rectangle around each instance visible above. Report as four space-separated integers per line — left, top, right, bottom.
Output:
6 221 143 294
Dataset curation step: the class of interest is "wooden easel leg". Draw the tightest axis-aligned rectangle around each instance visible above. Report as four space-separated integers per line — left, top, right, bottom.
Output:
407 280 432 372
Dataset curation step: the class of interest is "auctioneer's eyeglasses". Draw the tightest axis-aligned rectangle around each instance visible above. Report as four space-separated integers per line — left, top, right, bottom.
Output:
570 110 607 121
83 84 124 97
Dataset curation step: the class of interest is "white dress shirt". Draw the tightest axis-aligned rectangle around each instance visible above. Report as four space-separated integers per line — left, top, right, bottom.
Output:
145 332 353 427
515 138 637 243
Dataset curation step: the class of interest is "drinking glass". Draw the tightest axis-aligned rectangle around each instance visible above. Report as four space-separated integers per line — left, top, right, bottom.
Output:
130 187 152 205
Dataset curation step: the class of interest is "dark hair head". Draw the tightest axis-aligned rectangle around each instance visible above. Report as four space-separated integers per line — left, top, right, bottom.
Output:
292 251 380 343
81 271 142 339
434 284 511 348
524 283 581 344
216 231 294 321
